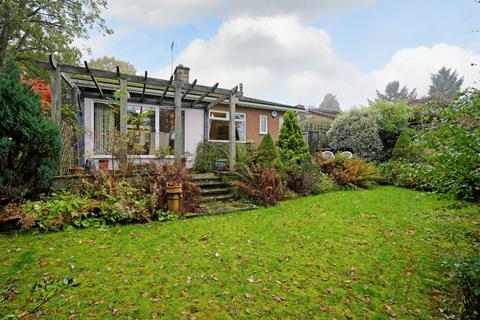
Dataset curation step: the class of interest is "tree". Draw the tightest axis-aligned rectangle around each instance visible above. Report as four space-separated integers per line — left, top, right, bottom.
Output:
418 88 480 200
376 81 417 102
255 133 281 169
0 60 61 200
369 100 410 161
428 67 464 100
327 108 383 162
278 110 310 164
319 93 340 111
0 0 111 67
89 56 137 75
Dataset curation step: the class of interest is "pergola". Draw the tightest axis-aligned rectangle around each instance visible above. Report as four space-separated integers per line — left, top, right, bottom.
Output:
28 55 248 170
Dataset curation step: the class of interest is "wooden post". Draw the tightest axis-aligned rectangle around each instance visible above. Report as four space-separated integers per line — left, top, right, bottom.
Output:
50 67 62 126
174 83 183 161
229 93 236 171
119 79 128 169
204 108 209 142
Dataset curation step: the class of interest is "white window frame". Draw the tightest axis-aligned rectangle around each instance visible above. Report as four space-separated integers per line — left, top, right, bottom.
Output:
259 115 268 134
208 110 246 142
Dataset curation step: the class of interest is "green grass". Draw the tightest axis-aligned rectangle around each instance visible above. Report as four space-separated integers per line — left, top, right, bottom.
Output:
1 186 478 319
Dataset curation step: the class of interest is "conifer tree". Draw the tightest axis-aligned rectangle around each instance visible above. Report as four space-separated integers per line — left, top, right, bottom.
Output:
0 60 61 199
255 133 281 168
278 110 310 164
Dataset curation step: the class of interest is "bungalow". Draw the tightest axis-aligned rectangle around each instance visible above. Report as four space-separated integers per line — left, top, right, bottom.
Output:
32 56 303 170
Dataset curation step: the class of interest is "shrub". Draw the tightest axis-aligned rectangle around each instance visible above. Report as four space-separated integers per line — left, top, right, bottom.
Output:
312 175 341 194
391 130 414 161
231 164 285 207
370 100 410 161
278 110 310 164
0 60 61 200
445 251 480 319
193 142 229 173
193 142 255 172
330 159 383 188
154 165 203 213
378 160 433 190
286 160 324 195
417 89 480 201
255 133 282 169
327 108 383 162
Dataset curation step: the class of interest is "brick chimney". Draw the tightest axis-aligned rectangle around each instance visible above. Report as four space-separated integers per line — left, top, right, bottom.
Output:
174 64 190 83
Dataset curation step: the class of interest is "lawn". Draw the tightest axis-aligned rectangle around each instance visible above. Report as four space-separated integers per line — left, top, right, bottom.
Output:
1 186 478 319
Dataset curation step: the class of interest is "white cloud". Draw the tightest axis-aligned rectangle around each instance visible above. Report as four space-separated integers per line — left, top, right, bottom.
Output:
105 0 374 29
154 16 480 109
74 28 134 60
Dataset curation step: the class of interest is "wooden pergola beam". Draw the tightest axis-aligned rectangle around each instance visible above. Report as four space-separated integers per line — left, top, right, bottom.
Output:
24 59 235 96
83 61 104 98
159 75 173 105
207 86 238 110
192 82 218 107
181 79 197 100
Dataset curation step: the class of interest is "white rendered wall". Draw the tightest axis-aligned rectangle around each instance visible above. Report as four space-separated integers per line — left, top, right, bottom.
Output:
83 98 94 157
184 109 204 167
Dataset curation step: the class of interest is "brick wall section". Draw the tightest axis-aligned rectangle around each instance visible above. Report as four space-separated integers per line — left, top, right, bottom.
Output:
210 105 285 144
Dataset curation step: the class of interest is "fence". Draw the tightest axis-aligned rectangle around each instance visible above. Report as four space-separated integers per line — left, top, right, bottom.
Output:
301 121 332 154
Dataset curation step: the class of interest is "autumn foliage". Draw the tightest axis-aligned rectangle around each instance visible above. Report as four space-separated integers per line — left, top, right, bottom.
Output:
21 77 51 114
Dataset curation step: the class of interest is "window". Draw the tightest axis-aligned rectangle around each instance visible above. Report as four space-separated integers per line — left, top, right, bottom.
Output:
93 102 175 156
259 115 268 134
279 116 284 130
127 105 156 155
208 110 246 142
93 102 119 155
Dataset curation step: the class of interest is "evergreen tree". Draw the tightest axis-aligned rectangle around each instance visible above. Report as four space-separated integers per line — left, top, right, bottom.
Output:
391 130 413 160
318 93 340 111
278 110 310 164
376 81 417 102
0 60 61 199
428 67 464 100
255 133 281 168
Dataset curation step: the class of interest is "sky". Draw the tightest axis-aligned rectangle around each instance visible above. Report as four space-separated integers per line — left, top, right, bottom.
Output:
78 0 480 109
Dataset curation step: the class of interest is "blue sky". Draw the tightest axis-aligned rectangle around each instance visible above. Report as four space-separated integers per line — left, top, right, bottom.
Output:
83 0 480 108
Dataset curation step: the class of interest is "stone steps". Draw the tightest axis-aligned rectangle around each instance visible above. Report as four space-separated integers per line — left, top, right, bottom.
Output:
192 173 232 202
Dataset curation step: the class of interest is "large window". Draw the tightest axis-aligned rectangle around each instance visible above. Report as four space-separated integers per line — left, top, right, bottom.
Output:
93 102 119 155
208 110 246 142
93 102 175 156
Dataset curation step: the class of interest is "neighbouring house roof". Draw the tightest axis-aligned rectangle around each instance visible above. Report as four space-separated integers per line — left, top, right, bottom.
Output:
308 108 340 120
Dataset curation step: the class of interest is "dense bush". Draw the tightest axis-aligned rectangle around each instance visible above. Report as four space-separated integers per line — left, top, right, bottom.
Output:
378 161 433 190
418 89 480 201
278 110 310 164
232 164 285 207
286 160 324 195
370 100 410 161
327 108 383 162
445 251 480 319
0 60 61 200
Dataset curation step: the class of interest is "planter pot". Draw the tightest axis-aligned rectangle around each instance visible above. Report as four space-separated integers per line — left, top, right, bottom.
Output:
214 159 228 171
166 182 182 194
69 167 84 175
98 159 109 172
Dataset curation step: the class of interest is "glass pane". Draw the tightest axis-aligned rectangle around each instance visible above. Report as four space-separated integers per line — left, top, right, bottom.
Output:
210 111 228 119
94 103 119 155
235 113 245 121
260 116 267 133
127 105 156 155
159 109 174 152
209 119 229 141
235 120 245 141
